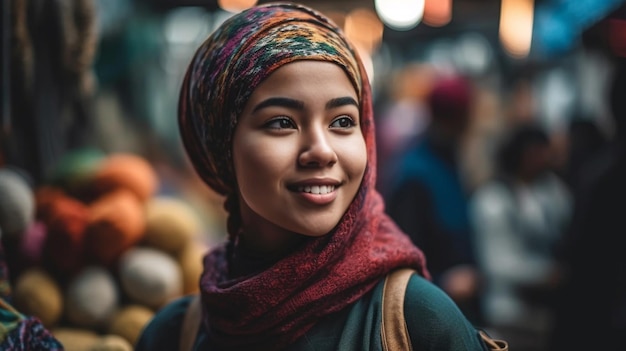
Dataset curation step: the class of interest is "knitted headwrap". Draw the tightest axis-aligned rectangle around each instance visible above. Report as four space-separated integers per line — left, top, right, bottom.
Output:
178 3 429 350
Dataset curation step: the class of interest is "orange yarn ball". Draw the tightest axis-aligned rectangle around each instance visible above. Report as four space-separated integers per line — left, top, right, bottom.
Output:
91 154 158 203
84 190 146 266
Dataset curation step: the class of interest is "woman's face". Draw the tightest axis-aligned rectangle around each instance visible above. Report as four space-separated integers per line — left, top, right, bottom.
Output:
233 60 367 240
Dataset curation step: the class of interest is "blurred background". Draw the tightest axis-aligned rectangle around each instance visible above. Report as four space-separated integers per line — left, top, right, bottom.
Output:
1 0 625 350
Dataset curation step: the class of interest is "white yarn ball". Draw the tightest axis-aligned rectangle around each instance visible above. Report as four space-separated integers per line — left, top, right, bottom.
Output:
119 247 182 309
65 266 119 328
0 168 35 238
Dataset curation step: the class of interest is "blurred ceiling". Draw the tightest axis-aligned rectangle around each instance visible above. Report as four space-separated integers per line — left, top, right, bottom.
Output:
145 0 626 58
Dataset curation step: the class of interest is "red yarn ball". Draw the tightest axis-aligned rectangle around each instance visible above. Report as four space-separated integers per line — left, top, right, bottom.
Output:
41 194 90 276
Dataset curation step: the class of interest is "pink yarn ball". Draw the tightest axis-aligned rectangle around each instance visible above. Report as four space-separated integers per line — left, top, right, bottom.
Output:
20 221 47 265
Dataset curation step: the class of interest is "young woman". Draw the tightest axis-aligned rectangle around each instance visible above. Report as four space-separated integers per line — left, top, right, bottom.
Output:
136 3 497 350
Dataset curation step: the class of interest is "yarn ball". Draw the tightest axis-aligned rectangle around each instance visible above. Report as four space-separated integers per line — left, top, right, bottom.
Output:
50 148 106 199
91 153 158 203
179 240 209 294
88 335 133 351
0 168 35 238
17 221 47 268
84 190 146 266
39 192 89 275
13 268 63 328
52 328 100 351
118 247 182 309
34 186 67 222
107 305 154 346
143 196 202 256
65 266 119 329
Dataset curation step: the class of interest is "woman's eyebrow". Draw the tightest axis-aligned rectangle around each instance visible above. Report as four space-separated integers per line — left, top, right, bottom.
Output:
252 97 304 112
326 96 359 109
252 96 358 113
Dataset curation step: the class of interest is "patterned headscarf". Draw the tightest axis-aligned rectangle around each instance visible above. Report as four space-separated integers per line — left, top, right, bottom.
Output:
178 3 429 350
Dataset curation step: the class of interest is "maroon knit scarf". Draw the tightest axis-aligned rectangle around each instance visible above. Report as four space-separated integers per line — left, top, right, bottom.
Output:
200 191 428 350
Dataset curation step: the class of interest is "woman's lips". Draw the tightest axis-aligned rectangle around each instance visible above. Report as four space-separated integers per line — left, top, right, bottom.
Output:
289 183 340 205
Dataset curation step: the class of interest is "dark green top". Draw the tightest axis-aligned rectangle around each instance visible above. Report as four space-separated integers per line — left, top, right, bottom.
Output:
136 274 490 350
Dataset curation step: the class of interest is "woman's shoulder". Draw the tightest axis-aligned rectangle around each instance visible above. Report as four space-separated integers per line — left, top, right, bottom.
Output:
404 273 488 350
135 295 195 351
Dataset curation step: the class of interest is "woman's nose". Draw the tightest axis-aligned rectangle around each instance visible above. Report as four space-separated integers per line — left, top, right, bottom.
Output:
298 129 338 168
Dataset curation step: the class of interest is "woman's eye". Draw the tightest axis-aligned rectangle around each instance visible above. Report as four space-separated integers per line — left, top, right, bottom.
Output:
330 116 356 129
264 117 296 129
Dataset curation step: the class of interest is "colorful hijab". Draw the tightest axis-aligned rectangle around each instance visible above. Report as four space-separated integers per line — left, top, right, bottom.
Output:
178 3 429 350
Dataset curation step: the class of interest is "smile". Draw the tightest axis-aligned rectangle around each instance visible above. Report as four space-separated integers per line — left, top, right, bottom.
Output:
297 185 336 195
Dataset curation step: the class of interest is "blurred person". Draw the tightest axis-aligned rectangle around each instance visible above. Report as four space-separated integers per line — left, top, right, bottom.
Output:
561 117 609 192
376 63 436 197
470 123 572 351
135 3 504 351
386 74 484 324
549 58 626 351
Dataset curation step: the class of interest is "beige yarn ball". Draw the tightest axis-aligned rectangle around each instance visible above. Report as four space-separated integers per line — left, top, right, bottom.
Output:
88 335 133 351
13 268 63 328
52 328 100 351
107 304 154 346
143 196 202 256
119 247 183 309
65 266 119 328
178 240 209 294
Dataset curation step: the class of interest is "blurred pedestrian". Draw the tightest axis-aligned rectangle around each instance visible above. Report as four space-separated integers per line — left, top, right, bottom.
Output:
470 123 571 350
386 74 484 324
549 58 626 351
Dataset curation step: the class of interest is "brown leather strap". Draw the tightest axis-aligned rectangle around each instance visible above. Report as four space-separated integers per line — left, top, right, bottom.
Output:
479 330 509 351
179 294 202 351
381 268 415 351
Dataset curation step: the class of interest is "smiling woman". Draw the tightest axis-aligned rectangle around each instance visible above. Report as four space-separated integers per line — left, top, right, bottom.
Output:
234 60 366 240
135 3 502 351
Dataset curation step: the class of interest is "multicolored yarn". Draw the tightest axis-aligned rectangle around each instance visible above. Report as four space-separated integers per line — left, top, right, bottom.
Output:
0 243 11 301
178 3 429 350
0 308 64 351
0 244 64 350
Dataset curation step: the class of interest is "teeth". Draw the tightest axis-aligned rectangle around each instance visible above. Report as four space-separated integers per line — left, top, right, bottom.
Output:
297 185 335 194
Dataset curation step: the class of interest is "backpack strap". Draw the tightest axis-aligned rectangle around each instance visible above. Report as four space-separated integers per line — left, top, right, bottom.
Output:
381 268 415 351
479 330 509 351
179 294 202 351
380 268 509 351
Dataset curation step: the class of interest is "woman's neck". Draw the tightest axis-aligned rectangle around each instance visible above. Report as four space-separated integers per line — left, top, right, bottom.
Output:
229 228 307 278
236 227 306 260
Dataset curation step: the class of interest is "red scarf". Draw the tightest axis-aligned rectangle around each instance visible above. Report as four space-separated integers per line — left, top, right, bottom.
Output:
199 191 429 350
